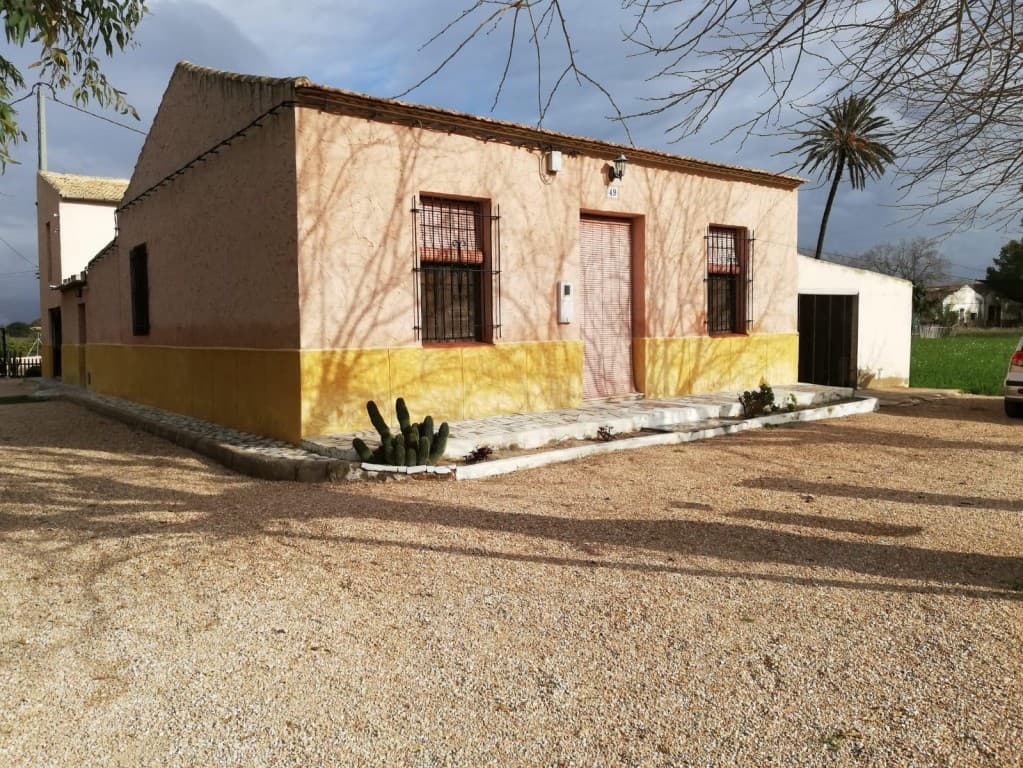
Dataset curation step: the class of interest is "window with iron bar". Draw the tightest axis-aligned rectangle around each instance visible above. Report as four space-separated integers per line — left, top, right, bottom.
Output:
705 226 753 335
412 196 501 342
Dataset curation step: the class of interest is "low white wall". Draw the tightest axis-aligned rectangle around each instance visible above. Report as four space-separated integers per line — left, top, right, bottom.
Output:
797 255 913 387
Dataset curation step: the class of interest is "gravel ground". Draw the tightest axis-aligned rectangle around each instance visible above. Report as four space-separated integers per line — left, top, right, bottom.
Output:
1 391 1021 767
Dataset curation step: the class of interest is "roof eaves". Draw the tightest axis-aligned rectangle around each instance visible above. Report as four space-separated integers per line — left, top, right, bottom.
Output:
86 237 119 270
39 170 129 203
177 60 312 89
295 83 805 191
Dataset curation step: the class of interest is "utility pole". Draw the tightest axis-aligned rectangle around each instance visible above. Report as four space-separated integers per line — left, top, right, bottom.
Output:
37 86 47 171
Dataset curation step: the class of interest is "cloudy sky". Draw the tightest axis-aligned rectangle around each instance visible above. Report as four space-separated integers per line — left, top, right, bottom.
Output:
0 0 1013 324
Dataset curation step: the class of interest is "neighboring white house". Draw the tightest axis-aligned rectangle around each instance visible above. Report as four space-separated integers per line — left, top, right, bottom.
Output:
38 171 127 285
932 283 1021 326
797 255 913 388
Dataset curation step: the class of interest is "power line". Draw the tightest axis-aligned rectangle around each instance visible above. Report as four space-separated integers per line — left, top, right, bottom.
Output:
7 82 146 135
0 234 35 266
6 89 36 108
50 95 147 135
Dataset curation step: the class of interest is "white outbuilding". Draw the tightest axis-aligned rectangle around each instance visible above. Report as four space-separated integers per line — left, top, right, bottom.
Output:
796 254 913 388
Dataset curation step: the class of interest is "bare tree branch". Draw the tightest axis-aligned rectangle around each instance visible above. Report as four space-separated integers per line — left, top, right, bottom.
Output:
408 0 1022 232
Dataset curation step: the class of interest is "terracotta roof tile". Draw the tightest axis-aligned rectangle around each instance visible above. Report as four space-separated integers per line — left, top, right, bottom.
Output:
39 171 129 203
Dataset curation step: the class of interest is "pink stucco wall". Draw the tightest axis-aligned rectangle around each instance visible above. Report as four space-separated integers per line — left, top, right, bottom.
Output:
83 246 122 344
124 63 301 204
294 106 798 351
106 68 301 350
36 177 61 346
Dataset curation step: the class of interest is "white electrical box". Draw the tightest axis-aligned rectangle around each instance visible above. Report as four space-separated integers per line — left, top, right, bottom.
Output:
558 281 574 324
546 150 563 174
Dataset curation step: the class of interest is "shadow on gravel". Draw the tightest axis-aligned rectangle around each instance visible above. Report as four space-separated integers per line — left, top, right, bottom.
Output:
741 477 1023 513
2 467 1021 602
747 421 1022 454
725 509 924 537
2 398 1021 603
877 397 1015 425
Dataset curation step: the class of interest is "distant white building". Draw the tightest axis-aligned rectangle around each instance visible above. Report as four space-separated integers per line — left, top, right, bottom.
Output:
929 283 1022 326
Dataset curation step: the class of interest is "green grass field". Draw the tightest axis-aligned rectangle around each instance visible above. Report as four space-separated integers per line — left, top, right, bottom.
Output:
910 333 1020 395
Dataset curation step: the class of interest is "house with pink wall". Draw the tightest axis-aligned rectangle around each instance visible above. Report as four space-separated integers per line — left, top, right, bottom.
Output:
36 172 128 385
40 62 803 444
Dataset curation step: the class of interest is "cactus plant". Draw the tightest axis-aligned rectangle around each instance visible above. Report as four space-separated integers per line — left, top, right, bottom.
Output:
429 422 449 464
353 398 450 467
367 400 390 439
396 397 411 433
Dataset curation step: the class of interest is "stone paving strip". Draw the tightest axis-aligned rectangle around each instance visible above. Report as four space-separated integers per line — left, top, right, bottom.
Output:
34 382 355 482
33 380 868 482
304 384 854 460
454 395 878 480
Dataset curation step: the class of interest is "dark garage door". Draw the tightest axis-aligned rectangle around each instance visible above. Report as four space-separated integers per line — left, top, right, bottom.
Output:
798 294 858 387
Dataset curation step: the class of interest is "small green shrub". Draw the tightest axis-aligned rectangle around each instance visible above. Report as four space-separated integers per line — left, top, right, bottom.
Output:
738 382 776 418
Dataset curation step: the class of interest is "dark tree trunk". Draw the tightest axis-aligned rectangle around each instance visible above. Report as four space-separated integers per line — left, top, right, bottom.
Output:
814 153 845 260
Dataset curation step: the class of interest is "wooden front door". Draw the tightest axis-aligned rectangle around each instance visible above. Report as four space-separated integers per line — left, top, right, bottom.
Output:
580 216 634 399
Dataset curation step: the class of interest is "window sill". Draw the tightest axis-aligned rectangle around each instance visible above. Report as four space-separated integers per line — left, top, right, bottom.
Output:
707 331 749 338
422 340 493 349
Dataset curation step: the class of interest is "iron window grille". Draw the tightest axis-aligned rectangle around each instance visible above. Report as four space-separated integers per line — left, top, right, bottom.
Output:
705 226 753 334
412 196 501 342
129 243 150 336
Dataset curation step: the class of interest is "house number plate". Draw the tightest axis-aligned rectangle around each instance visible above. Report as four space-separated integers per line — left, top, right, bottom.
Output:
607 186 619 199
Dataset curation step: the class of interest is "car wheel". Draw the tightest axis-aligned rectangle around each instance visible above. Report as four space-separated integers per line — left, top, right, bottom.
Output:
1005 400 1023 418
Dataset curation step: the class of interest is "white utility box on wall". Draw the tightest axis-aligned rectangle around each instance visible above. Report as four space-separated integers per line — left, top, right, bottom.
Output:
558 281 574 324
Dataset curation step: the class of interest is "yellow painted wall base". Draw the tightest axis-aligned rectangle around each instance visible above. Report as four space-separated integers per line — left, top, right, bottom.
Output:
635 333 799 398
301 340 584 436
86 344 302 443
41 344 53 379
864 376 908 389
70 335 796 445
60 344 85 387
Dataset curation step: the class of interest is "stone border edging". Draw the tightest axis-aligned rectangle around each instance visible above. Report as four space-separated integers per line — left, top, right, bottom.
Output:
40 383 360 483
33 381 875 484
452 397 879 481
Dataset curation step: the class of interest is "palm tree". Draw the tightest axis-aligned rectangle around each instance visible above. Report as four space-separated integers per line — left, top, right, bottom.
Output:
795 95 896 259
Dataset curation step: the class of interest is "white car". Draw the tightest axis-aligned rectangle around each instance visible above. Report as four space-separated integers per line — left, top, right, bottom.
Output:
1005 335 1023 418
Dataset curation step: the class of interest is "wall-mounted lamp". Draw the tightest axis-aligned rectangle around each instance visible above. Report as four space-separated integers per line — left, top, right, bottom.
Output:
608 153 627 182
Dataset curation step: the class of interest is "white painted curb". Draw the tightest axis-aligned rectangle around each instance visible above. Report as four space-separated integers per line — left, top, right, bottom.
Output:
453 396 878 481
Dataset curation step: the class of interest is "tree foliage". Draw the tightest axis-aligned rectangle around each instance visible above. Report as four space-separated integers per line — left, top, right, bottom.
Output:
853 238 948 313
986 240 1023 282
793 95 894 260
985 240 1023 303
3 320 32 337
1 0 147 169
421 0 1022 230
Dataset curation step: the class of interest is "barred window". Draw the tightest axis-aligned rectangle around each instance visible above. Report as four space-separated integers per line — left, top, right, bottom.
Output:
706 226 752 334
413 196 501 342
